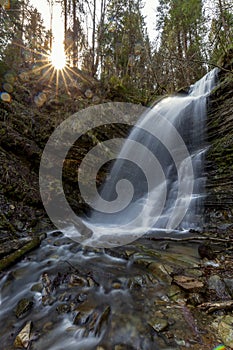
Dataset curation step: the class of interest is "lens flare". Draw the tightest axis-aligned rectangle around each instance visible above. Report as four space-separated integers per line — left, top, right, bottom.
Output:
50 41 67 70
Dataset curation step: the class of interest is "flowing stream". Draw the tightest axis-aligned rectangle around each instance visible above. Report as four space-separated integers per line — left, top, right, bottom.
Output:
0 70 219 349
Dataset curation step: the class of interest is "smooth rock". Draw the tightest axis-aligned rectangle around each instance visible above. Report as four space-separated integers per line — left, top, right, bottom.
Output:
31 283 43 293
15 298 33 318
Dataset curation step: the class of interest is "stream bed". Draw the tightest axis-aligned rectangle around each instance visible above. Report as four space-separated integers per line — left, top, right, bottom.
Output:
1 230 232 349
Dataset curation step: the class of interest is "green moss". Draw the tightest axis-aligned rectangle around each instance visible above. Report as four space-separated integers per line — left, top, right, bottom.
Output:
0 234 46 272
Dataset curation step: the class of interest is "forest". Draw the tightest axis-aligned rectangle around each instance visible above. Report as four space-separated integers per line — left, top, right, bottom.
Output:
0 1 233 350
0 0 232 101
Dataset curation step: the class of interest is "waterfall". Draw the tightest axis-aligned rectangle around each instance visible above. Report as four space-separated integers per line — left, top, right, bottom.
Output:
61 69 218 247
46 69 218 247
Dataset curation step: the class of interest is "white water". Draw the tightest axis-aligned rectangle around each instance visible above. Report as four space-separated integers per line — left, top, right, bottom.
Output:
80 69 218 246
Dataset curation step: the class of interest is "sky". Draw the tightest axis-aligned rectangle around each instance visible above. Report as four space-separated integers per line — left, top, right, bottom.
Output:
30 0 159 43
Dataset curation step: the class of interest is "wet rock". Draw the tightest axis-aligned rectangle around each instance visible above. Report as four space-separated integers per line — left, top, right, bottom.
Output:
53 237 72 246
112 279 122 289
41 272 52 295
31 283 43 293
114 345 136 350
207 275 231 300
15 298 33 318
56 303 70 314
42 322 53 332
69 274 87 287
14 321 32 348
87 276 96 287
73 310 91 326
42 295 56 306
95 306 111 336
168 284 186 302
218 315 233 347
51 231 63 237
198 243 215 259
148 262 172 284
173 275 204 292
148 316 168 332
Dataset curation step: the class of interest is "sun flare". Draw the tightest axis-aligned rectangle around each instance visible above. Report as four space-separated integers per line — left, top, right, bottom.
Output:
50 42 67 70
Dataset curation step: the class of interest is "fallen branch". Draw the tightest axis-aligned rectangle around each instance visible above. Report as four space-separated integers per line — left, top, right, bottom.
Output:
198 300 233 313
148 236 233 244
0 233 46 272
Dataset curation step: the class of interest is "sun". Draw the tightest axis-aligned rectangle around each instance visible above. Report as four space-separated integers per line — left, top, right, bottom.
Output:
50 41 67 70
14 36 91 98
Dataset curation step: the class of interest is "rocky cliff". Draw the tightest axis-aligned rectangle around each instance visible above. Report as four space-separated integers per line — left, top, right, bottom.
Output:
205 50 233 230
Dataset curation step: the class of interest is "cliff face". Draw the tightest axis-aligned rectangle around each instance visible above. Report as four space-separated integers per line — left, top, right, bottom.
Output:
205 51 233 229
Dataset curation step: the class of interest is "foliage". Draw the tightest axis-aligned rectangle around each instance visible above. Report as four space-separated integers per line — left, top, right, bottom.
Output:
154 0 207 91
0 0 232 101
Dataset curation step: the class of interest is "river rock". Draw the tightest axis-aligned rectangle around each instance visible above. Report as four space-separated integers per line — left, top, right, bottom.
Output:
207 275 231 299
31 283 43 293
218 315 233 347
69 274 87 287
223 278 233 298
148 317 168 332
56 303 70 314
15 298 33 318
14 321 32 348
173 275 204 292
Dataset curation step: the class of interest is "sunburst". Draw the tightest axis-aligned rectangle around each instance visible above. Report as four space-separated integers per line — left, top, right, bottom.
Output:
14 39 91 100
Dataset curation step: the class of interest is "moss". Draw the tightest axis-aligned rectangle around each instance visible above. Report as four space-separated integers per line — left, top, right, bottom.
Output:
0 234 46 272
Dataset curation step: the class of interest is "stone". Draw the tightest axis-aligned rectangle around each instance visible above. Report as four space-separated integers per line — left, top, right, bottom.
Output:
56 303 70 314
173 275 204 292
207 275 231 300
92 95 100 104
148 318 168 332
85 89 94 99
31 283 43 293
218 315 233 348
198 243 215 259
15 298 33 318
14 321 32 348
223 278 233 298
69 274 87 287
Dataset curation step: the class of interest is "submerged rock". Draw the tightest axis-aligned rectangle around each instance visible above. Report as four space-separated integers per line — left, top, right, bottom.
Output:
15 298 33 318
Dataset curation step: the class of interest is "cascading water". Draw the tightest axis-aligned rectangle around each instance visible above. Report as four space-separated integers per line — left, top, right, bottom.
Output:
0 69 220 350
82 68 219 246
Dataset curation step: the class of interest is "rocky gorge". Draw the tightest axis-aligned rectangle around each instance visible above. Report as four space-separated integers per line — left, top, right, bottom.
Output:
0 51 233 349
